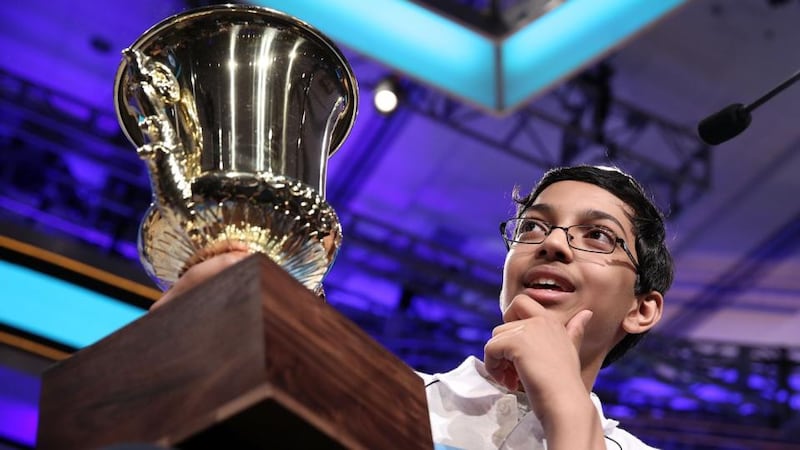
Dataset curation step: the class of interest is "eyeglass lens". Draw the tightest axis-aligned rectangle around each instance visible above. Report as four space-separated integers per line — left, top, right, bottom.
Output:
505 218 618 253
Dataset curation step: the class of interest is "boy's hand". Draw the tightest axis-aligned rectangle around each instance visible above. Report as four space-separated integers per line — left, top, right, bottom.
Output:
150 251 250 311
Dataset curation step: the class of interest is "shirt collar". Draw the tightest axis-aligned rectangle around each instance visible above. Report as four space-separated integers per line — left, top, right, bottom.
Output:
425 356 621 434
428 355 506 399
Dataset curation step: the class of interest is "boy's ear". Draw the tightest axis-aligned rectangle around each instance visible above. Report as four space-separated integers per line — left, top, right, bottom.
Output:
622 291 663 334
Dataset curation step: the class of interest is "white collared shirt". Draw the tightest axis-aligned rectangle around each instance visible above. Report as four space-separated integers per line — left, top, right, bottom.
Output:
418 356 658 450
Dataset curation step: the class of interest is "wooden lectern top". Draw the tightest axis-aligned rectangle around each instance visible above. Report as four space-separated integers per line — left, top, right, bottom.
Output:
37 254 433 449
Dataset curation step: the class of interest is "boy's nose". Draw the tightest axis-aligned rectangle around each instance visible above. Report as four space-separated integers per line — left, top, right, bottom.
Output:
536 227 574 262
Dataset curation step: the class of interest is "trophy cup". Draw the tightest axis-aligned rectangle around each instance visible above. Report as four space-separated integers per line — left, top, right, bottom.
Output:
114 4 358 294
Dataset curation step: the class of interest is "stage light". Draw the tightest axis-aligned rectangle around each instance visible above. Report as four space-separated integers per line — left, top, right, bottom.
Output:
374 77 402 114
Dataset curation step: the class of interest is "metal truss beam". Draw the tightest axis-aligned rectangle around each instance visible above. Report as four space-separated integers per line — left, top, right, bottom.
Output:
399 63 712 218
661 208 800 334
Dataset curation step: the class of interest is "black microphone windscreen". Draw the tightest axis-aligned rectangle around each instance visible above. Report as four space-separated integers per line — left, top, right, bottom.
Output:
697 103 752 145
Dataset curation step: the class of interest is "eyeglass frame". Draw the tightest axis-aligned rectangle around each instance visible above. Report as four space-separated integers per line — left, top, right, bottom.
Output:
499 218 640 272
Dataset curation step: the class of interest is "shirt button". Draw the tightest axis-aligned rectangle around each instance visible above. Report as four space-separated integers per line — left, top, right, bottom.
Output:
497 396 515 416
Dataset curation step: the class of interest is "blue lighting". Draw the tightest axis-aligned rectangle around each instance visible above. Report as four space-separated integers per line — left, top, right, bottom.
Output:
253 0 687 112
0 259 145 349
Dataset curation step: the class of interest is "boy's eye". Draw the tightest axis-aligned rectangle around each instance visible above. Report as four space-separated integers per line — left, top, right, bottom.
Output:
573 225 617 251
513 219 548 241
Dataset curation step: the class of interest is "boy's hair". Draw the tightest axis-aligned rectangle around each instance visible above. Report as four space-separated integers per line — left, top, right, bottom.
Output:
514 165 674 367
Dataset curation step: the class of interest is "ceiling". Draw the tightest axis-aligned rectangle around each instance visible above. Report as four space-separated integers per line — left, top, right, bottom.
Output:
1 0 800 446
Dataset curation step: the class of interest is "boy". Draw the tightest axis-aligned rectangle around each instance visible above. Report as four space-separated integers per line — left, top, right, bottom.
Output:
421 165 672 449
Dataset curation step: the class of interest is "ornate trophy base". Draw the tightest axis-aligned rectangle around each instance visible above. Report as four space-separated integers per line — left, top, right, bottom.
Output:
36 254 433 449
139 173 342 293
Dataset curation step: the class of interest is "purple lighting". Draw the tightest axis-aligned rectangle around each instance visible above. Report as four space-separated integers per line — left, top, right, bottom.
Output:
692 383 740 404
0 366 40 447
0 399 38 447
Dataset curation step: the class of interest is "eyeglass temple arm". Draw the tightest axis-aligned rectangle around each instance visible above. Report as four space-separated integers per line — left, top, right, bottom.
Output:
617 238 640 271
500 222 511 251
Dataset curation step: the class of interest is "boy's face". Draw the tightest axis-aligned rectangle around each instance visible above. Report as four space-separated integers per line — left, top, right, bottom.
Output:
499 180 643 362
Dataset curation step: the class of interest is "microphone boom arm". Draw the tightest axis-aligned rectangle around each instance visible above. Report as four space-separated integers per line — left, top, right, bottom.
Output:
746 68 800 113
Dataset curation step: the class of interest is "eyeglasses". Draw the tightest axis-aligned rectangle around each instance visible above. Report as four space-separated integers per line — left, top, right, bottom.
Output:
500 218 639 271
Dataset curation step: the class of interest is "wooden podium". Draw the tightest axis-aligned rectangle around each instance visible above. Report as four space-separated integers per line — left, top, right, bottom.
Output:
36 254 434 449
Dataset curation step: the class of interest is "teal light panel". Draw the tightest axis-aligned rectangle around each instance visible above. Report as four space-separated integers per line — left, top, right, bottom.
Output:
0 260 144 349
255 0 497 108
254 0 687 112
502 0 687 109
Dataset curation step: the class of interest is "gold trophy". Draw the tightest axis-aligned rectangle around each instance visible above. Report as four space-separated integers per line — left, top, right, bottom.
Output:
114 4 358 294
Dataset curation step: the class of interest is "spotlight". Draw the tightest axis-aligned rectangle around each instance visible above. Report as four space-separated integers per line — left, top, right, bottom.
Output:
373 77 402 114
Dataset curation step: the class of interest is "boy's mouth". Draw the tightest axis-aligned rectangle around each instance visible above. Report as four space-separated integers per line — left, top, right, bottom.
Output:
526 276 574 292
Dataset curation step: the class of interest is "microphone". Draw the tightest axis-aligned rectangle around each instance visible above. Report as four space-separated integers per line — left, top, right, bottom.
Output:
697 68 800 145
